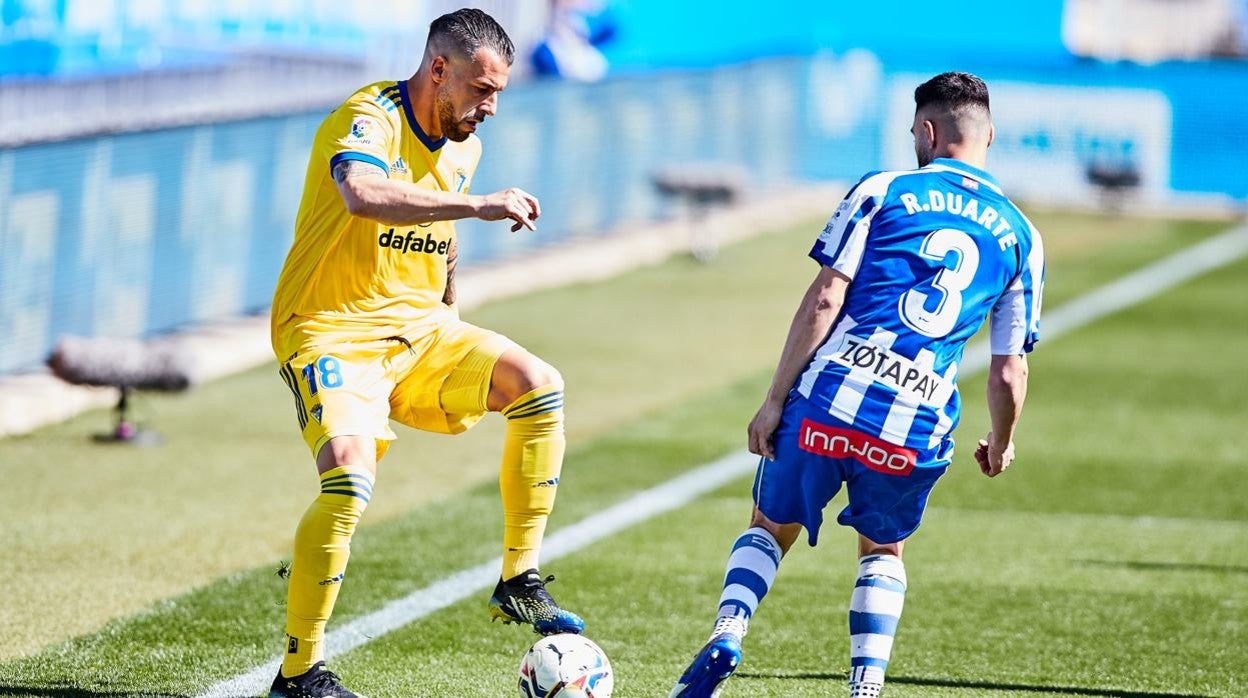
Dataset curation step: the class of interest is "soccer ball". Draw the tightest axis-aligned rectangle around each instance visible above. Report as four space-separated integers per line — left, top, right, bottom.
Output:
518 633 614 698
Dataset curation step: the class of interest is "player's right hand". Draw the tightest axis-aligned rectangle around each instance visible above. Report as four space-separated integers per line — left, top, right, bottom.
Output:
747 399 784 459
476 187 540 232
975 431 1015 478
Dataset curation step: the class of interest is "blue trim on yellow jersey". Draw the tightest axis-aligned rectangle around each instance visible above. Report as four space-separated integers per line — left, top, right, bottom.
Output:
398 80 447 152
375 84 402 112
329 151 390 176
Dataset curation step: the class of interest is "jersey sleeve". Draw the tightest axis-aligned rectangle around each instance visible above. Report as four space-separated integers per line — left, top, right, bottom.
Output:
990 227 1045 354
324 95 396 177
808 171 887 279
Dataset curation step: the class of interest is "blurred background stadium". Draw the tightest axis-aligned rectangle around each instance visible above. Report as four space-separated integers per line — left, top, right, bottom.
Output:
4 0 1248 379
1 1 1247 696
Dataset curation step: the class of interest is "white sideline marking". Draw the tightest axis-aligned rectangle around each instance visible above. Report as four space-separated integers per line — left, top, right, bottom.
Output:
199 452 757 698
200 224 1248 698
960 224 1248 374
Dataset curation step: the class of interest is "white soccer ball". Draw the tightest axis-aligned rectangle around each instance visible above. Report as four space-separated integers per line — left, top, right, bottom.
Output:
518 633 614 698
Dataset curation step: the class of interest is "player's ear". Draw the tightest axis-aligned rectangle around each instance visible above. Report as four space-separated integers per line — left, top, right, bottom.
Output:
922 119 937 150
986 123 995 149
430 55 449 85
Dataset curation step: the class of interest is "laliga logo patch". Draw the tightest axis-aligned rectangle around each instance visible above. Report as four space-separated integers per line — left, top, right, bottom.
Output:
348 116 374 144
821 200 850 240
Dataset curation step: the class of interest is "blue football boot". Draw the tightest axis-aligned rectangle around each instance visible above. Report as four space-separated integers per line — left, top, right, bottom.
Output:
669 617 746 697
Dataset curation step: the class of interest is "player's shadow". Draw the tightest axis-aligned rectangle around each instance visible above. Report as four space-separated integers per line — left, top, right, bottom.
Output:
733 672 1211 697
0 686 188 698
1072 558 1248 575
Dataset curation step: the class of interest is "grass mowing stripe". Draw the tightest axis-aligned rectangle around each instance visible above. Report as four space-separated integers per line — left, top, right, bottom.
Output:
1040 223 1248 339
0 212 1217 662
198 451 757 698
202 224 1248 697
959 223 1248 374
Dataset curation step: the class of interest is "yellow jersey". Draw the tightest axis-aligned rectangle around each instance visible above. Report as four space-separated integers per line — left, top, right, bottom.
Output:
271 80 482 359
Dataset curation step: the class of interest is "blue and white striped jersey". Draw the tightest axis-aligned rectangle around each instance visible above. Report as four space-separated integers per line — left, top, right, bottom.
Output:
798 158 1044 454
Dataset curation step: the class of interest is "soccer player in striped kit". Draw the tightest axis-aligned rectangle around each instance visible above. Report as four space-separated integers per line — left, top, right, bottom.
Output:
672 72 1045 697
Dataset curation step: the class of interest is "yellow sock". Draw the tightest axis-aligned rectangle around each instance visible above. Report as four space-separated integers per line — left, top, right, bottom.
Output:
281 465 373 678
499 385 565 580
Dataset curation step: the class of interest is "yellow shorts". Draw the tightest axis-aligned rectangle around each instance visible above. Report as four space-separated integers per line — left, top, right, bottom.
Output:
276 320 516 461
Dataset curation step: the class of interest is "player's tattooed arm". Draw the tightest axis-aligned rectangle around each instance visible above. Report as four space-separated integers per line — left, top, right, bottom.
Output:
331 158 387 184
334 159 482 225
442 237 458 307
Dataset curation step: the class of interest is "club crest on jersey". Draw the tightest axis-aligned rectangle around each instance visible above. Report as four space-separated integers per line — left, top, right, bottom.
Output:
453 168 468 193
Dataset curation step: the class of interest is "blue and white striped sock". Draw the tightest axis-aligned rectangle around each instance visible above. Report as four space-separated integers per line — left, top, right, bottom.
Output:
714 527 782 637
848 554 906 693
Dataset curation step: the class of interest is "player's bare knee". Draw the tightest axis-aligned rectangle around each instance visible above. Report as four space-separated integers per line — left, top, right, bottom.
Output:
749 507 801 556
858 534 903 560
516 357 562 394
316 436 377 476
494 351 563 407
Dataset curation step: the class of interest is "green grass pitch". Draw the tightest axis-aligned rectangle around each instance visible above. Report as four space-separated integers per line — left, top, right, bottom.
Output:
0 211 1244 697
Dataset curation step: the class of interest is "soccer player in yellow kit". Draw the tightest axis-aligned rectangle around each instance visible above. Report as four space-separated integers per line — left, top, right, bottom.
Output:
268 9 582 697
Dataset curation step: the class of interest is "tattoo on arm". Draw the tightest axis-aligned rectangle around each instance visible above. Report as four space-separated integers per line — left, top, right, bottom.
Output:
332 158 387 184
442 238 458 307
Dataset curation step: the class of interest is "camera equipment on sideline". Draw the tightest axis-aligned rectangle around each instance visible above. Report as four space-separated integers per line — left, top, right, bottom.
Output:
47 336 195 444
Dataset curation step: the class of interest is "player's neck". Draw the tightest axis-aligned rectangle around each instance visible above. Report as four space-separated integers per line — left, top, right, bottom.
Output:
405 75 445 140
934 144 988 171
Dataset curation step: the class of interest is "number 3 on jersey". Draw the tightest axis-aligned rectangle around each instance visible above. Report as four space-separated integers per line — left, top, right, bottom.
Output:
899 228 980 338
301 356 345 394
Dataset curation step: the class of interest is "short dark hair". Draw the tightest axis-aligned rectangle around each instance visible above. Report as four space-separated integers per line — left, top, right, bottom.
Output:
428 8 515 65
914 72 990 114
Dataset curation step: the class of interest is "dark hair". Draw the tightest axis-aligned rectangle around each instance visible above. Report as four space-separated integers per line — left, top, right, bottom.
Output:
428 8 515 65
914 72 990 114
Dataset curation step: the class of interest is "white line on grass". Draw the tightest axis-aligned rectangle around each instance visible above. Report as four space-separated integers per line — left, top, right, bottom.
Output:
200 452 758 698
200 224 1248 698
960 224 1248 374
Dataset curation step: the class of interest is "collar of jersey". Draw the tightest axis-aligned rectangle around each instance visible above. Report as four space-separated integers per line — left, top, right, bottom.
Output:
397 80 447 152
925 158 999 189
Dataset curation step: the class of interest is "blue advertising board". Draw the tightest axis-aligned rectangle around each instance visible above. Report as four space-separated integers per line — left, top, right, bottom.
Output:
2 55 1245 373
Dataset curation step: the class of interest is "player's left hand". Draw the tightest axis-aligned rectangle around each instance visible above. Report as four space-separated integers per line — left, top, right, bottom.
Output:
747 399 784 459
476 187 541 232
975 431 1015 477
